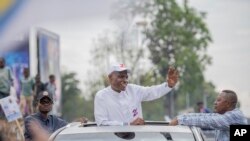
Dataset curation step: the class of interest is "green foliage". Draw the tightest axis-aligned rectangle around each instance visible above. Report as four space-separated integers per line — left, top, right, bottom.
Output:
89 30 146 84
140 0 216 115
142 98 165 120
61 72 94 121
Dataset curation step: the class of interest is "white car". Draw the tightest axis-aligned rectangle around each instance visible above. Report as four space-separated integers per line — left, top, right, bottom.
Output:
49 121 207 141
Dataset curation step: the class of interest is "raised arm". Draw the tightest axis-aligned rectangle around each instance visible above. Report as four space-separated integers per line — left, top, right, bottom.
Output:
138 66 179 101
170 111 247 130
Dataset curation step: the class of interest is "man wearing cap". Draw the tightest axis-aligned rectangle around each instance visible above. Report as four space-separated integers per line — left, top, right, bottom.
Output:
24 91 67 141
94 63 178 126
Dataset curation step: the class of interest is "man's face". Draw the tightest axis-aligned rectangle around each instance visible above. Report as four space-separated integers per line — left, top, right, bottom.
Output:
213 92 230 114
38 97 53 114
109 71 128 92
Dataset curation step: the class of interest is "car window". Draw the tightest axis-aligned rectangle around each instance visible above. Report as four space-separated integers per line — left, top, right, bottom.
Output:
54 132 195 141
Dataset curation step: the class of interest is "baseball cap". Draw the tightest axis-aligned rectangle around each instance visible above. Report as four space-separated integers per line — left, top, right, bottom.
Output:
37 91 53 101
108 63 130 75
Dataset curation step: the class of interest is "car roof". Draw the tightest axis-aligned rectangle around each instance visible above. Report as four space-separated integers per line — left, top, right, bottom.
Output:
58 122 193 135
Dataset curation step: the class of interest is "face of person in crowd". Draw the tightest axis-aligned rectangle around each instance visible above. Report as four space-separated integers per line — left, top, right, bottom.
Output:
109 70 128 92
38 97 53 114
213 92 231 114
0 58 5 68
197 103 204 109
49 76 55 83
35 75 41 83
23 68 29 78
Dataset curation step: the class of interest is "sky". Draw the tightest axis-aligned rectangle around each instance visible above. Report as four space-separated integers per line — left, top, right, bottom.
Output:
1 0 249 117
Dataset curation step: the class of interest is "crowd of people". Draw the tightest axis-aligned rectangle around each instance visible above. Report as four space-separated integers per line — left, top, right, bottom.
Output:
21 73 57 116
0 57 60 141
0 57 58 118
0 58 248 141
0 56 60 128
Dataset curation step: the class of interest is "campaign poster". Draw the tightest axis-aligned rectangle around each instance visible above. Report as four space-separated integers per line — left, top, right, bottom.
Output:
0 96 22 122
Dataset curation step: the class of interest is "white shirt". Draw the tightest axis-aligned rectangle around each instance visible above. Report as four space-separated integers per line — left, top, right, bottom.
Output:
94 82 172 126
46 82 56 96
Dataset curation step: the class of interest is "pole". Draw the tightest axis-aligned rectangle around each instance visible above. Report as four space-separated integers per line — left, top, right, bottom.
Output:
135 20 147 85
186 93 190 109
137 26 141 85
15 119 24 141
170 90 175 118
203 92 207 108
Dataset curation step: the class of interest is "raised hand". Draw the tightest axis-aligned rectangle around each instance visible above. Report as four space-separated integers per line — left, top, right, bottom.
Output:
166 66 179 88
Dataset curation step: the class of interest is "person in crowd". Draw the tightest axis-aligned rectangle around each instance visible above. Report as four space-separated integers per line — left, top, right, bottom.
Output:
45 74 56 100
45 74 57 114
0 57 14 119
32 74 45 112
94 63 179 126
24 90 66 140
170 89 248 141
24 90 88 141
196 101 210 113
0 57 13 99
20 68 35 116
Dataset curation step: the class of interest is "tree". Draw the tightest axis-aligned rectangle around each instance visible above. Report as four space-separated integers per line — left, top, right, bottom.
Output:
61 72 94 121
89 25 148 85
140 0 214 117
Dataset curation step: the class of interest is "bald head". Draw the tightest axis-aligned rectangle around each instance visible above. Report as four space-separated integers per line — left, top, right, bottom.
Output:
214 89 238 114
221 90 238 108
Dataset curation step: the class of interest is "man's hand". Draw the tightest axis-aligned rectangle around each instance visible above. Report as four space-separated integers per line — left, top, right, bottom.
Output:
74 116 88 123
130 117 145 125
169 118 178 126
166 66 179 88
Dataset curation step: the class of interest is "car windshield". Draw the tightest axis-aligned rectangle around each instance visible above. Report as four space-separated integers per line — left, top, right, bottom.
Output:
54 132 195 141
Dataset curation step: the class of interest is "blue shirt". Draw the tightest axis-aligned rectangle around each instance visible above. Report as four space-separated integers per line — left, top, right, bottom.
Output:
177 108 248 141
24 112 68 140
